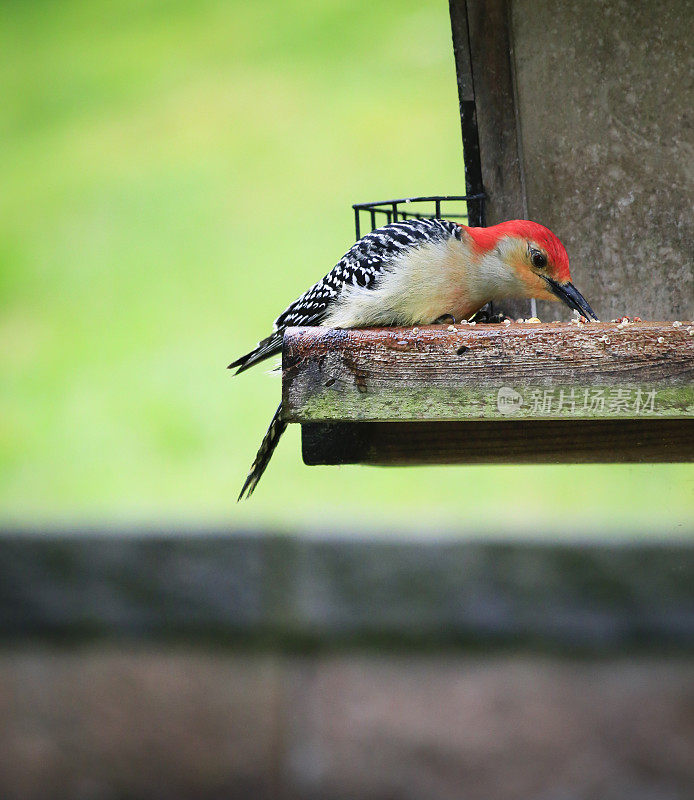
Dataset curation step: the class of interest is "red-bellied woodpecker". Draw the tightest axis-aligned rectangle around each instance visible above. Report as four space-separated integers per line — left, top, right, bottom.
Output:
229 218 598 499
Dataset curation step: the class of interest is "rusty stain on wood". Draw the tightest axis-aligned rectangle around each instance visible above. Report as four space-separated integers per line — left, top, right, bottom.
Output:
283 323 694 423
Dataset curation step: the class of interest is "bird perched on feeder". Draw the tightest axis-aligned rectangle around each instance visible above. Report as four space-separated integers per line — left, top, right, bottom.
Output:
229 217 598 499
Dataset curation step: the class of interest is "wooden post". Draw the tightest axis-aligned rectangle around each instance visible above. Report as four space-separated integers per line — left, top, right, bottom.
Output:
450 0 693 322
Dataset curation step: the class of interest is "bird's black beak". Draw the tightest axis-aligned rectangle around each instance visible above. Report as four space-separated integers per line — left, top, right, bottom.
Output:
546 278 599 321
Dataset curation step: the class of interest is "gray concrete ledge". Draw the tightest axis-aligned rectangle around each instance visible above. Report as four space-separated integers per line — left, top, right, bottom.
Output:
0 533 692 651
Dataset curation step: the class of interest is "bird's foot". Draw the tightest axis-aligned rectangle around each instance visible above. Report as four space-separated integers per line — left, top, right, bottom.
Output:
469 305 510 324
432 313 457 325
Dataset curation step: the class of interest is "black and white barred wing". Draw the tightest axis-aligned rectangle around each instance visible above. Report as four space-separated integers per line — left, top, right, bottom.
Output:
229 218 459 374
276 218 460 329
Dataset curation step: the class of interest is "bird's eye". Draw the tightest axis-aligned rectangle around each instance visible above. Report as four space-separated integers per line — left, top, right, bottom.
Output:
531 250 547 269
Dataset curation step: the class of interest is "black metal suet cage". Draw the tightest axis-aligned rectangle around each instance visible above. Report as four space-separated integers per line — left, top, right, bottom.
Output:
352 194 486 240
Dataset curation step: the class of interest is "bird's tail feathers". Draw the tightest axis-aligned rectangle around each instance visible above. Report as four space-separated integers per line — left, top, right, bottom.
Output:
228 332 282 375
238 402 287 501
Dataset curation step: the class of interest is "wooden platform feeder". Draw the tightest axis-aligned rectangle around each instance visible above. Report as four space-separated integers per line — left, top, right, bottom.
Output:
283 322 694 465
282 1 693 467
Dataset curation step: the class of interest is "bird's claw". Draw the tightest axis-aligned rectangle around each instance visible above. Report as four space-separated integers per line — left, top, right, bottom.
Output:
433 313 457 325
469 306 509 324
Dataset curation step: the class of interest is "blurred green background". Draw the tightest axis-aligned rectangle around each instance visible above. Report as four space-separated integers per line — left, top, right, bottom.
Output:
1 0 691 534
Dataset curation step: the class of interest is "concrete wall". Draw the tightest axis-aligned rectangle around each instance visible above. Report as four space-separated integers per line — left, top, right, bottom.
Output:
1 533 693 799
510 0 693 322
2 534 693 648
1 650 693 800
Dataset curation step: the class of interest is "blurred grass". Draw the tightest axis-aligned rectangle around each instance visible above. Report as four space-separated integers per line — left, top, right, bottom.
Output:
0 0 691 534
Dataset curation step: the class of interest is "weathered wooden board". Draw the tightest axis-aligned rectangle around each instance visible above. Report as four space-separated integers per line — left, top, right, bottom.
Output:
302 419 694 465
283 323 694 423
